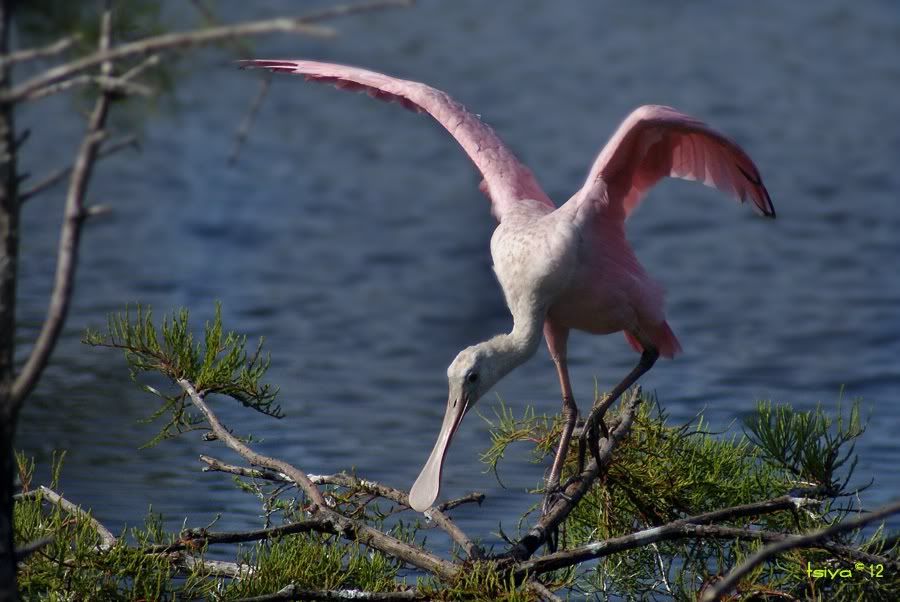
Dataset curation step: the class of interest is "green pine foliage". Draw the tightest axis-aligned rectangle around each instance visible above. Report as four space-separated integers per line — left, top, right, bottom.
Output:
13 304 897 600
481 393 899 600
83 304 281 446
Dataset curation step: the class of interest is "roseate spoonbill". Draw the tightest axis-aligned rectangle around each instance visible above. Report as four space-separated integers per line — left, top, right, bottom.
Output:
241 60 775 513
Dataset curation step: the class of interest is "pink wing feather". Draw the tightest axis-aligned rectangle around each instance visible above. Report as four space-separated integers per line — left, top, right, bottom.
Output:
240 60 554 221
579 105 775 221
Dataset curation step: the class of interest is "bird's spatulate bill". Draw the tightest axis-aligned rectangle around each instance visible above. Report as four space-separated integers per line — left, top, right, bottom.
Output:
409 395 468 512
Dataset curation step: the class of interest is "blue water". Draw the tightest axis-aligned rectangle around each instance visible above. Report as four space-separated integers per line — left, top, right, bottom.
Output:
15 0 900 557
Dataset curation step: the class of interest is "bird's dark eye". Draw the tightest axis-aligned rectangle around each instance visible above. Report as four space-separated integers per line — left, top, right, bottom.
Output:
467 372 479 384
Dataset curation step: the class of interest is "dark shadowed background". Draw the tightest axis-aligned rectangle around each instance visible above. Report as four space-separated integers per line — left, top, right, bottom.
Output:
15 0 900 549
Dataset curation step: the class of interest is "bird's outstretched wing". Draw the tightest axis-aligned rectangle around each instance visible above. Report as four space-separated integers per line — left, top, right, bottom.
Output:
240 59 554 221
575 105 775 220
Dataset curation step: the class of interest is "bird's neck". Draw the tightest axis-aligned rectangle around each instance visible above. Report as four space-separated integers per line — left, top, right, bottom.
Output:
481 311 544 384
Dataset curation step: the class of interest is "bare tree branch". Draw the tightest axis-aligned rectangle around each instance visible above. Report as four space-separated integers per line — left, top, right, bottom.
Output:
176 554 252 579
0 3 424 105
229 74 270 165
178 378 326 508
9 3 116 409
503 389 641 562
199 454 483 558
436 492 485 512
178 379 458 580
143 518 328 554
20 134 139 203
702 499 900 601
17 485 117 549
21 73 152 103
518 516 897 578
0 35 78 68
233 585 425 602
526 579 563 602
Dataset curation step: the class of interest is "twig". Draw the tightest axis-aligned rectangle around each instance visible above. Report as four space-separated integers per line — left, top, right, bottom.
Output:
20 134 138 203
233 585 425 602
184 0 271 165
503 389 642 562
17 485 117 550
1 15 337 105
200 455 484 559
179 379 326 508
702 499 900 601
9 2 116 409
437 492 485 512
119 54 160 82
22 73 152 103
0 35 78 68
13 536 53 562
180 380 457 579
200 454 288 481
526 579 563 602
516 495 899 577
288 0 414 24
143 519 327 554
176 554 253 579
229 75 270 165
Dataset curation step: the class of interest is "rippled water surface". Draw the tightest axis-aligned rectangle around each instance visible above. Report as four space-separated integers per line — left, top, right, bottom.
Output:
16 0 900 547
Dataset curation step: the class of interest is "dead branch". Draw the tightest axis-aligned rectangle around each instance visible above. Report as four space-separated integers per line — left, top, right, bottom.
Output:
20 134 138 203
22 73 152 103
178 378 458 580
0 0 418 105
526 579 563 602
233 585 425 602
176 554 253 579
178 378 326 508
0 35 77 68
229 75 270 165
200 454 484 558
143 519 328 554
503 389 641 562
16 485 117 549
9 3 116 410
702 499 900 601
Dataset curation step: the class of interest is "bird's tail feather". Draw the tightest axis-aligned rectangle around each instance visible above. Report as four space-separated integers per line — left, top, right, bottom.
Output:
624 321 681 359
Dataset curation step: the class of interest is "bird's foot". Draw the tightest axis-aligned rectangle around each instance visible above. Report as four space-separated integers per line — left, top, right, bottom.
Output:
541 482 573 516
576 414 609 473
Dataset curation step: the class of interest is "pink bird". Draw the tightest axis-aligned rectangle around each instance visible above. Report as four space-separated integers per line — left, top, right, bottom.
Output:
241 60 775 514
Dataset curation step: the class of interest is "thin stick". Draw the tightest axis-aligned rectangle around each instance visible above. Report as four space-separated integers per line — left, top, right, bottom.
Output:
180 380 457 579
232 585 425 602
199 457 483 559
20 135 139 203
702 499 900 601
0 35 77 68
503 389 642 562
10 3 115 408
18 485 117 549
178 378 326 508
1 5 408 104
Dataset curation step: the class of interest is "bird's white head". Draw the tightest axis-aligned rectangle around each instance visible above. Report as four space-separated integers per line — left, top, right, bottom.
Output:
446 345 491 410
408 341 521 512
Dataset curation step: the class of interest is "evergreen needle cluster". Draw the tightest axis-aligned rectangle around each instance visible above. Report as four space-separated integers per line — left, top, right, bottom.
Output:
11 305 897 600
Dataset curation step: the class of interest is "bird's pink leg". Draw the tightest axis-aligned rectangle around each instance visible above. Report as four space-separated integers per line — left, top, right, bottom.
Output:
579 347 658 472
543 323 578 514
548 355 577 492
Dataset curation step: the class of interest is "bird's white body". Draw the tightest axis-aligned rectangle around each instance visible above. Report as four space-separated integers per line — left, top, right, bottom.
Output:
242 60 775 513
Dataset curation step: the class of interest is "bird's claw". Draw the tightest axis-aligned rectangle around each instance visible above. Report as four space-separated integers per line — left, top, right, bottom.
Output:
576 414 609 473
541 483 573 516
